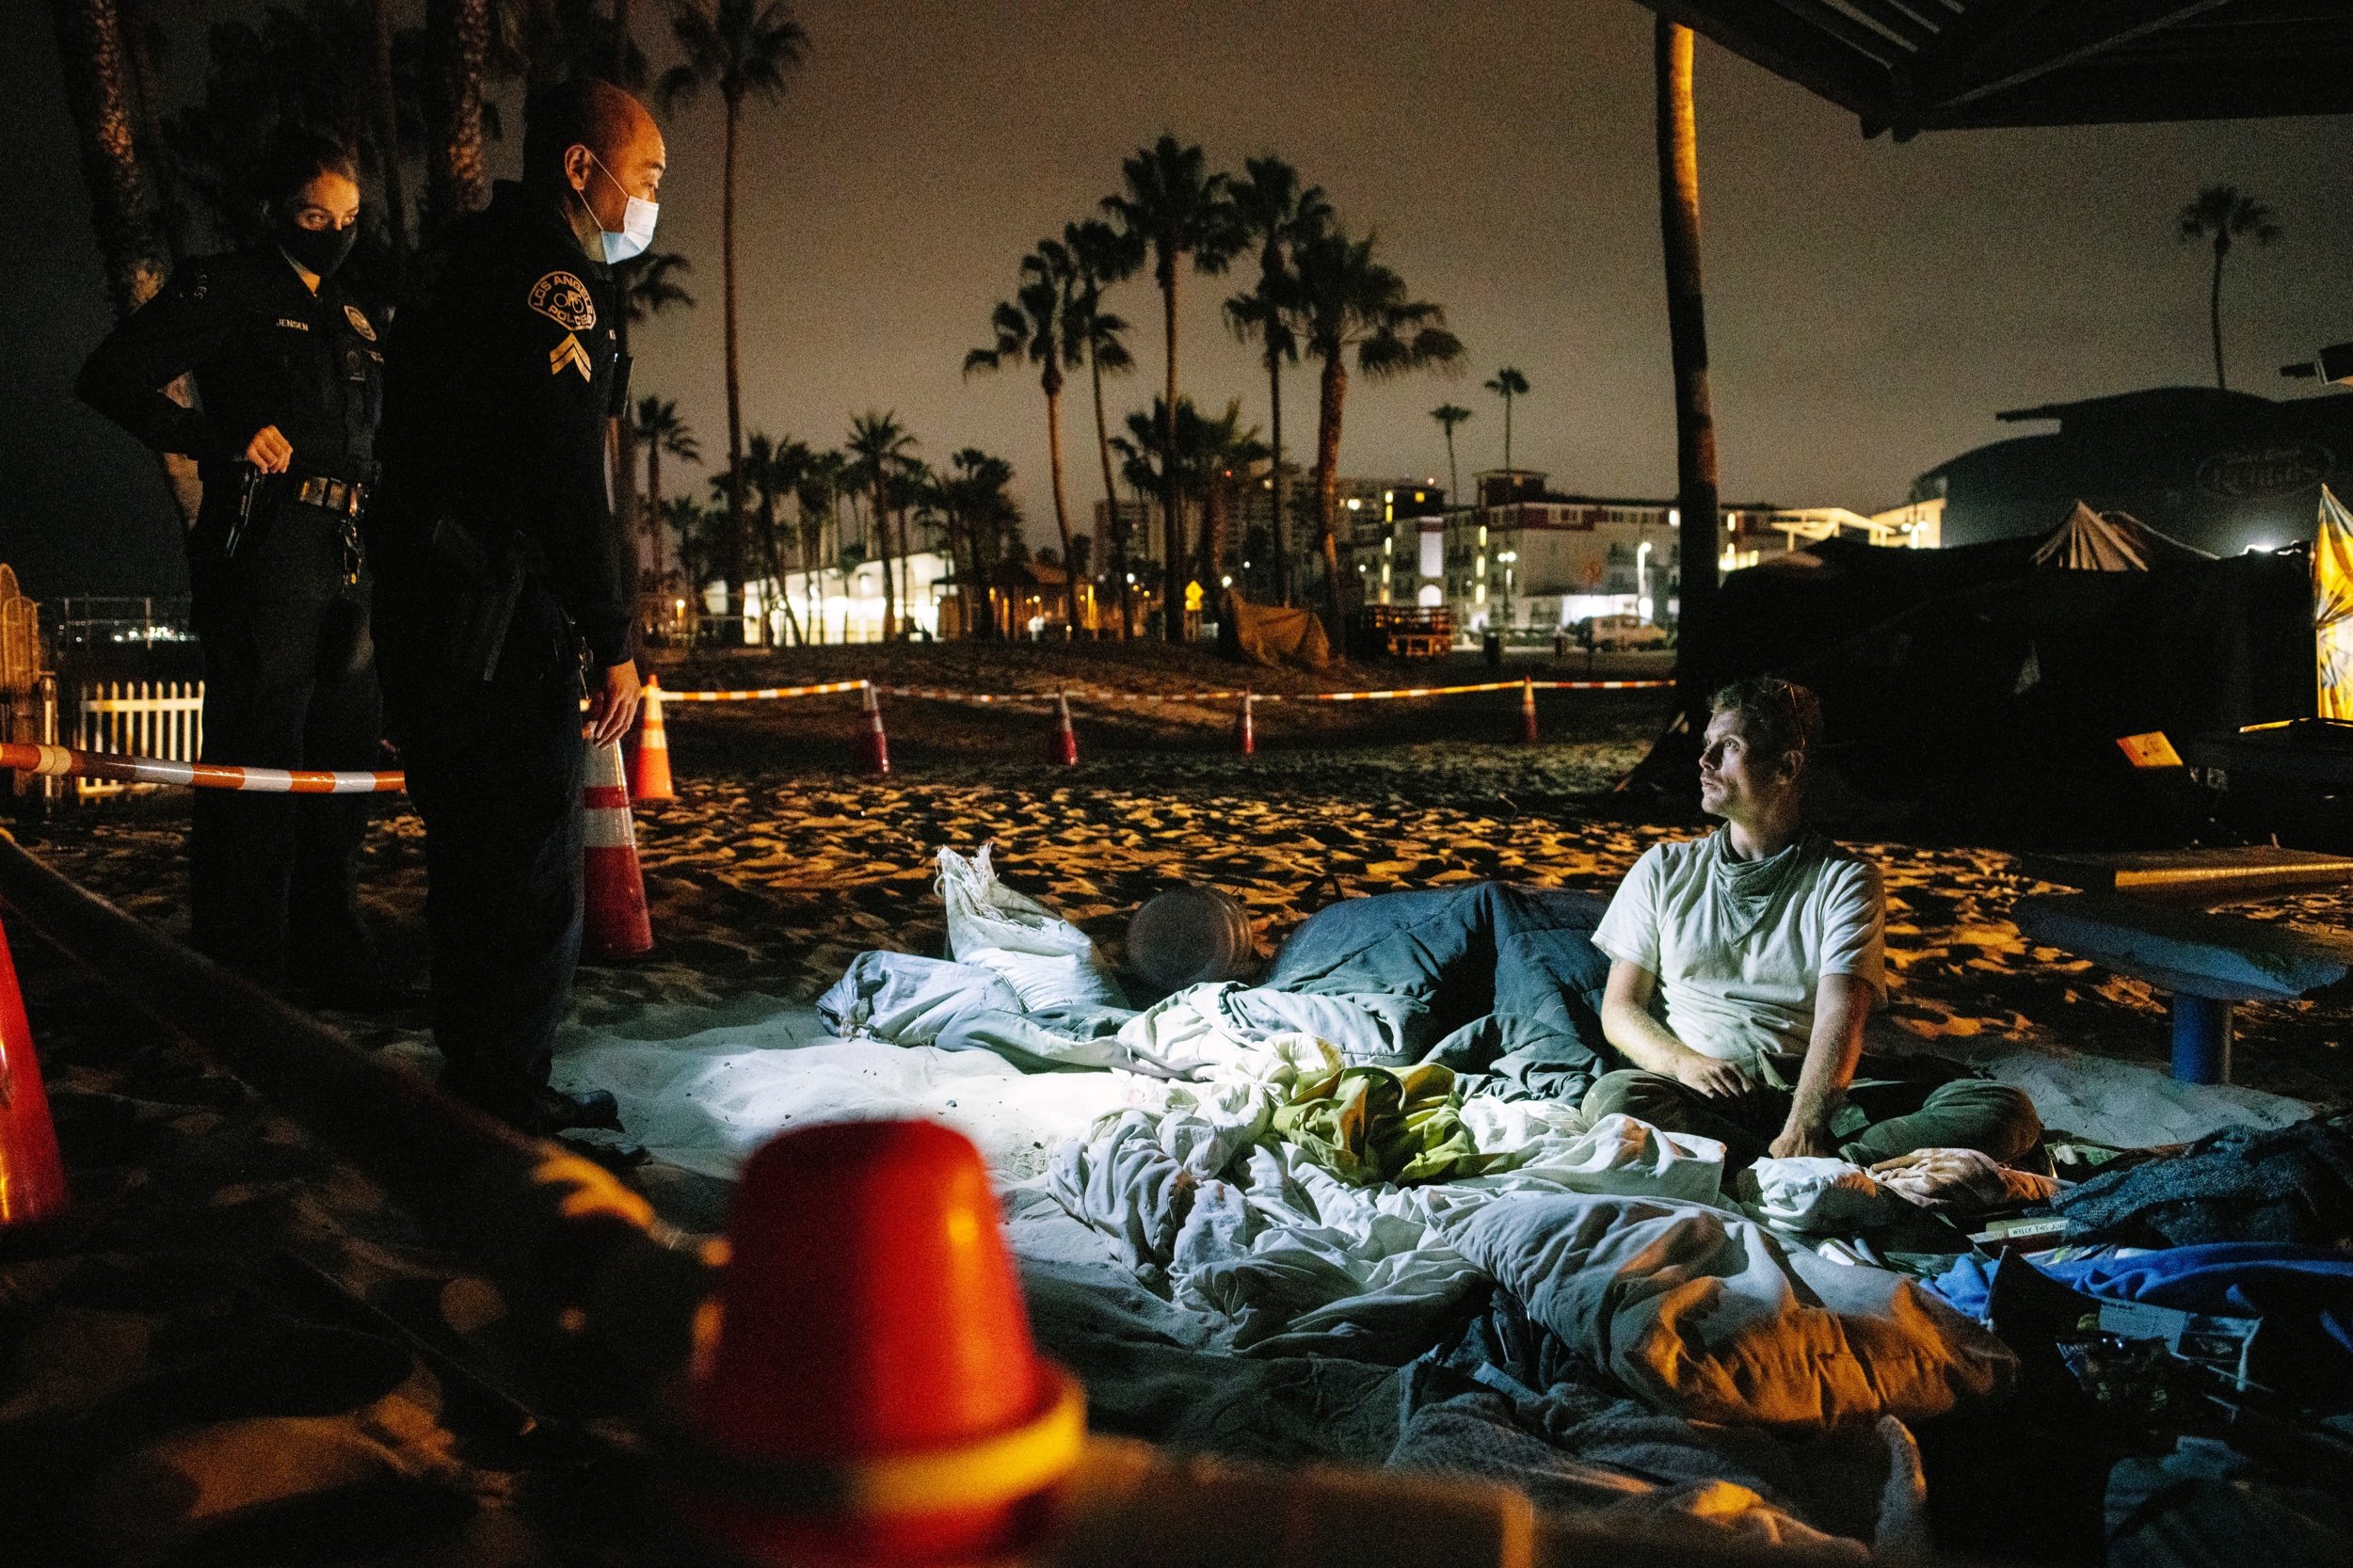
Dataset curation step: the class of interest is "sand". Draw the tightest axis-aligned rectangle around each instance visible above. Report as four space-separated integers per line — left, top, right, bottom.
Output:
2 641 2342 1563
18 639 2351 1112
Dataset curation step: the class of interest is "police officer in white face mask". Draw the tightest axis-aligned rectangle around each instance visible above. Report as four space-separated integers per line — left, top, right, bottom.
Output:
371 79 662 1136
78 127 392 1004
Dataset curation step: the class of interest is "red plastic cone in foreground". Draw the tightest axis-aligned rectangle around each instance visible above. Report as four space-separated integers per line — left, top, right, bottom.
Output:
683 1120 1085 1564
0 914 69 1231
854 681 891 776
1048 691 1079 767
630 675 675 802
1236 687 1257 756
1518 675 1539 746
582 739 654 961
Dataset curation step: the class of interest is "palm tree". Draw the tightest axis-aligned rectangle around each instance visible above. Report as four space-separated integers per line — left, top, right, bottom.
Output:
2178 185 2281 392
1483 366 1529 482
1657 19 1719 709
52 0 201 524
1291 224 1465 636
611 249 694 563
365 0 411 279
938 448 1018 636
1065 217 1139 635
635 395 699 588
1225 156 1329 608
1103 136 1241 641
1197 399 1270 592
659 0 808 621
844 411 916 640
52 0 172 323
758 435 811 643
424 0 491 232
967 240 1086 637
664 492 717 632
1430 405 1472 514
797 448 848 640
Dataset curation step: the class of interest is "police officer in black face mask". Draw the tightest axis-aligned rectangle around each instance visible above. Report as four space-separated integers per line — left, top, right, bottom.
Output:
370 79 650 1136
78 128 393 1006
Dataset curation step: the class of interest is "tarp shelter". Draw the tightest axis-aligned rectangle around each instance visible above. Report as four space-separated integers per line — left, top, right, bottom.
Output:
2031 502 2210 572
1646 532 2313 840
1221 591 1332 671
2316 486 2353 720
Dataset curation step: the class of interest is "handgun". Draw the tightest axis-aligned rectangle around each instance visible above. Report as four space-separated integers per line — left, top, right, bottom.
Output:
225 462 264 559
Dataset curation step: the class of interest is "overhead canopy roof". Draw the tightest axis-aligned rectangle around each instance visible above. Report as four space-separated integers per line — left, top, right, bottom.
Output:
1632 1 2353 137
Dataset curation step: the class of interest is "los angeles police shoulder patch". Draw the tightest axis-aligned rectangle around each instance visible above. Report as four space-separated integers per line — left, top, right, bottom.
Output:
528 272 597 330
343 303 376 341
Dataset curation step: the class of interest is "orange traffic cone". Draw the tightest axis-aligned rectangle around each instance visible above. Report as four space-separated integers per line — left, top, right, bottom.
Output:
583 739 654 962
1518 675 1539 746
0 913 69 1231
854 682 890 776
681 1120 1085 1564
630 675 675 803
1048 692 1079 767
1236 687 1256 756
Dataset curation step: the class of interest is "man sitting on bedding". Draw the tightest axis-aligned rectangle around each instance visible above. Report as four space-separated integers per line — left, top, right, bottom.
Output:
1581 676 2042 1173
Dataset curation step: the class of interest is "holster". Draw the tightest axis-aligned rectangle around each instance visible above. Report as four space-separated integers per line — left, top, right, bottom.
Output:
429 517 542 682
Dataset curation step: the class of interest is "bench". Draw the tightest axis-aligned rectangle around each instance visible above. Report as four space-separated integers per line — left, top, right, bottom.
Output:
2018 845 2353 903
2011 891 2353 1084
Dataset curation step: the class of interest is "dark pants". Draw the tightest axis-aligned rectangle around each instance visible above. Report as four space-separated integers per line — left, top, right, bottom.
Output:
384 584 585 1124
1581 1053 2043 1170
187 500 380 984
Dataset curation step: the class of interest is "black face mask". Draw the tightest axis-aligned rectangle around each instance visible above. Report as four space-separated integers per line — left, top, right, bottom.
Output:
280 220 358 280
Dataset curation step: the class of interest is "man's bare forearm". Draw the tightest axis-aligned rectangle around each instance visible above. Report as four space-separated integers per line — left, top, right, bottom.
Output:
1785 976 1868 1134
1602 994 1698 1075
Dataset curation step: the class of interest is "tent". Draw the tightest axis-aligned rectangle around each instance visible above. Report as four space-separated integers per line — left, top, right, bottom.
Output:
1220 591 1332 671
2029 502 2213 572
2316 487 2353 721
1636 528 2312 841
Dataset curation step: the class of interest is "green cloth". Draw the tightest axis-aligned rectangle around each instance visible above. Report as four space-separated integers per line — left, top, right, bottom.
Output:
1269 1062 1506 1186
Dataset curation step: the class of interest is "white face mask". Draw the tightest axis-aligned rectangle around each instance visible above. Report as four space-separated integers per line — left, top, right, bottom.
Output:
579 152 658 264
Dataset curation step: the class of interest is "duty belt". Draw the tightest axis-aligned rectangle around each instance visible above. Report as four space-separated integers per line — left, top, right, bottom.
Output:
292 475 367 516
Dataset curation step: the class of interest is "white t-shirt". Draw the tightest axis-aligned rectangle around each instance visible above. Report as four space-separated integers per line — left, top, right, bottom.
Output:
1591 831 1884 1070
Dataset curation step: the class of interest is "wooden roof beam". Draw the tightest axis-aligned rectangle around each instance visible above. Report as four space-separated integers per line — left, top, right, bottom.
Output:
1833 0 1945 50
1633 0 1897 118
1766 0 1916 62
1907 0 2238 115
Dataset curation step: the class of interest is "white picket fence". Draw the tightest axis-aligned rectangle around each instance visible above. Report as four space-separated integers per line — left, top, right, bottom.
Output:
72 680 203 801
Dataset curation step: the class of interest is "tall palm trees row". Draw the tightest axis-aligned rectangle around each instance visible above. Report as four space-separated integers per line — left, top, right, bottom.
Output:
628 400 1036 643
968 138 1467 641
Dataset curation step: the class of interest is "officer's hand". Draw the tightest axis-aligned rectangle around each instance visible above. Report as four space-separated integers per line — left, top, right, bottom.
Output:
245 425 294 473
583 659 641 748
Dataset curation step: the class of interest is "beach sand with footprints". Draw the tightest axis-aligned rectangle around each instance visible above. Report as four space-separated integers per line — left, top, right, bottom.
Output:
6 640 2348 1561
18 639 2353 1115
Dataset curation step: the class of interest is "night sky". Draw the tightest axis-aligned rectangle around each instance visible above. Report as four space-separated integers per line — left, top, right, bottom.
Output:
7 0 2351 600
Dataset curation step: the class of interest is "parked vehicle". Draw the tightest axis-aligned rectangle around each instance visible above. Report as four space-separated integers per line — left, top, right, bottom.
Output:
1575 614 1671 650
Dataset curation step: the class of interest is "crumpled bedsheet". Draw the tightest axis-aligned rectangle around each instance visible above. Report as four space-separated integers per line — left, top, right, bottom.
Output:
1010 1187 1932 1557
1047 1035 1725 1361
818 882 1618 1098
1044 1034 2016 1435
1449 1192 2019 1432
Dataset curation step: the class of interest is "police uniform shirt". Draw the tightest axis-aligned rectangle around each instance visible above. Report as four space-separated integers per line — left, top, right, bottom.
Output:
377 181 632 671
78 246 386 505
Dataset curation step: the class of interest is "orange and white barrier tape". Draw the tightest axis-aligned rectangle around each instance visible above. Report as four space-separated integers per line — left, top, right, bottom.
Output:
0 741 404 793
871 682 1675 703
662 680 871 703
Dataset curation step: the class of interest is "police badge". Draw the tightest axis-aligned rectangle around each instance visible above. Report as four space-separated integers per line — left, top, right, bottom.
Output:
343 303 376 341
528 272 598 331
